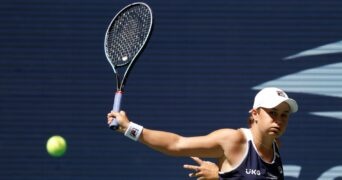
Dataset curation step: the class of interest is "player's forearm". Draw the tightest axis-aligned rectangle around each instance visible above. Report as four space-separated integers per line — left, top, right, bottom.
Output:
108 111 187 155
139 128 185 156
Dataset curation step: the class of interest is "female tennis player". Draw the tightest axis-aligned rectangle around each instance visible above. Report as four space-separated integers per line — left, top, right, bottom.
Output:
107 87 298 179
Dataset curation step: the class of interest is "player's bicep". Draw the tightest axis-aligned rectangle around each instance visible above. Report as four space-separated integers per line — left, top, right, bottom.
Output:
175 129 232 158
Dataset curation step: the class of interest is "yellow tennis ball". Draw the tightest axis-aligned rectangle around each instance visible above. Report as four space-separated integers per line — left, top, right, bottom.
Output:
46 135 67 157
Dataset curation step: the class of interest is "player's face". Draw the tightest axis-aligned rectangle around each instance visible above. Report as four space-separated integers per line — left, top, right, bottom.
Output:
258 102 291 137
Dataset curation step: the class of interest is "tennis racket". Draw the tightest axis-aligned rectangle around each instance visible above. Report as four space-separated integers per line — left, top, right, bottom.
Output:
104 2 153 130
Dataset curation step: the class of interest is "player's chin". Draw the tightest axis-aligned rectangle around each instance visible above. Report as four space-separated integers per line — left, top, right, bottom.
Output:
268 127 284 137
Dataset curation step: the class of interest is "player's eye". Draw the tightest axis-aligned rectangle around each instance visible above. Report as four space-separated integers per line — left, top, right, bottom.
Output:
269 111 277 117
281 113 289 119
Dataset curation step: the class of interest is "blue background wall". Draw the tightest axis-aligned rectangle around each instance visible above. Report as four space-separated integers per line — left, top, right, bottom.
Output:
1 0 342 179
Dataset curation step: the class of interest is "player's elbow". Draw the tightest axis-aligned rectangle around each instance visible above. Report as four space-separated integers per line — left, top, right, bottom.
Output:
163 138 190 156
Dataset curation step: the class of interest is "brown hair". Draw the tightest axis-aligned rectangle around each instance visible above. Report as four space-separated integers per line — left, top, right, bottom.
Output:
247 114 254 127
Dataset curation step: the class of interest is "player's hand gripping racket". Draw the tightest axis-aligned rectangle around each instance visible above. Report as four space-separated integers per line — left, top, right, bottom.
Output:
104 2 153 130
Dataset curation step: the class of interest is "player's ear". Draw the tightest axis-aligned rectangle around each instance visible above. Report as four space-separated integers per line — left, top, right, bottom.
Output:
250 108 260 121
250 108 258 115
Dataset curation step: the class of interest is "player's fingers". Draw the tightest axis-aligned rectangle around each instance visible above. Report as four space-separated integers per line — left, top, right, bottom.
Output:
188 172 196 177
204 160 216 165
110 111 120 115
191 156 204 165
107 113 113 124
108 111 117 119
188 172 201 177
188 170 205 179
195 171 205 180
119 110 126 115
183 164 199 171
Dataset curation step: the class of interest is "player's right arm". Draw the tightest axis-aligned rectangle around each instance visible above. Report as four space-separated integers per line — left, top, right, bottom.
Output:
140 127 229 157
107 111 237 158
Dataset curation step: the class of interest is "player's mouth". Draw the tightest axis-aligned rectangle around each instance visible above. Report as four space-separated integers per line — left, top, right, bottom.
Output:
270 127 281 133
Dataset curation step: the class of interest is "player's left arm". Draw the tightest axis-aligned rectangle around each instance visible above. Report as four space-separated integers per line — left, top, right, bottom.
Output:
183 157 219 180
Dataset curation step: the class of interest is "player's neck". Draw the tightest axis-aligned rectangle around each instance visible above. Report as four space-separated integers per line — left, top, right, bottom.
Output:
250 128 275 162
250 128 274 151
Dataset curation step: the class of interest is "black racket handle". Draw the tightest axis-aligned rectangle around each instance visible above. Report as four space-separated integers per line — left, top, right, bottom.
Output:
109 91 123 130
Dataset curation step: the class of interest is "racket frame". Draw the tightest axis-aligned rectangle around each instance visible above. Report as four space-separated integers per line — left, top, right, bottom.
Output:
104 2 153 91
104 2 153 130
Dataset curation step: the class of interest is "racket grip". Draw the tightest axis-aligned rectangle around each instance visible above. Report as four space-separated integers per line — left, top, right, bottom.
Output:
109 91 123 130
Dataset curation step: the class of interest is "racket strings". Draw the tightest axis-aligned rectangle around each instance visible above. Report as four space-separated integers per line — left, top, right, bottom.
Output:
106 5 151 67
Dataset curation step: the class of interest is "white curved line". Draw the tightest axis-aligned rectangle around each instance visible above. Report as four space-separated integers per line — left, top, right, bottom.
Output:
252 62 342 98
283 165 301 178
310 112 342 120
284 40 342 60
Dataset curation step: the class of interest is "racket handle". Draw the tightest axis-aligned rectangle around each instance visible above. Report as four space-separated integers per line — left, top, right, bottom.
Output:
109 91 123 130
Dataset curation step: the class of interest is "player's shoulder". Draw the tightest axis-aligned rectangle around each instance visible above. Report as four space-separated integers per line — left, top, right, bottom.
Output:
210 128 247 143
